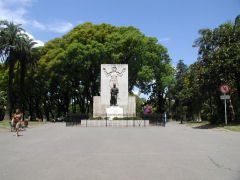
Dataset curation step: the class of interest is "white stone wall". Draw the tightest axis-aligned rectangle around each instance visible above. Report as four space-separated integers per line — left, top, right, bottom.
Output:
93 64 135 117
80 120 149 127
93 96 101 117
128 96 136 116
101 64 128 106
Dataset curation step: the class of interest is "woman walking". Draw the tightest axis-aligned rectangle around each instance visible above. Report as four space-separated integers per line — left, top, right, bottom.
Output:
11 109 23 136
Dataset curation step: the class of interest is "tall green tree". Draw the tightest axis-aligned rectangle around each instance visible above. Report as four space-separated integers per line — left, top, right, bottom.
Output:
193 15 240 123
18 37 37 116
1 22 173 119
0 21 27 120
0 20 36 120
34 23 172 116
172 60 188 121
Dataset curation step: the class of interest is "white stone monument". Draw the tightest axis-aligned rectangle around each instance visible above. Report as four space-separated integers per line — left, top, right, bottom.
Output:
93 64 136 118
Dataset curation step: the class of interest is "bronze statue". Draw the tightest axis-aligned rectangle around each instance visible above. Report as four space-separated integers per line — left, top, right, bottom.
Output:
110 84 119 106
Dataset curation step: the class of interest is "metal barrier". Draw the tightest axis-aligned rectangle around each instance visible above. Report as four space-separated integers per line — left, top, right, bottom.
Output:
65 113 89 126
65 113 165 127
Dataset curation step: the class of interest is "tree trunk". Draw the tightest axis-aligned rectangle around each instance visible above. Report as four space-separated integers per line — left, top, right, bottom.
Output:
29 96 34 121
209 94 213 122
198 111 202 122
3 62 14 120
72 98 74 113
50 110 54 120
168 98 172 121
235 72 240 99
43 102 50 121
20 60 26 117
35 99 42 120
229 97 235 122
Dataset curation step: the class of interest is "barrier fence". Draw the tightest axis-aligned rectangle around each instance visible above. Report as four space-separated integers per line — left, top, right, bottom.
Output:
65 113 166 127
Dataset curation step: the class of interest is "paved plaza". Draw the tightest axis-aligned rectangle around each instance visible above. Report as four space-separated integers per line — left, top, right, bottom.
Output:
0 122 240 180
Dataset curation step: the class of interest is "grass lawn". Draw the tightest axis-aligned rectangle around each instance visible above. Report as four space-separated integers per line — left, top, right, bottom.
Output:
0 120 10 130
0 120 50 130
185 121 209 127
28 121 50 126
184 121 240 132
214 124 240 132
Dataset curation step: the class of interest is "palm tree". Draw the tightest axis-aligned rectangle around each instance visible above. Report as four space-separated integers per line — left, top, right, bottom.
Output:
0 20 29 120
18 37 37 116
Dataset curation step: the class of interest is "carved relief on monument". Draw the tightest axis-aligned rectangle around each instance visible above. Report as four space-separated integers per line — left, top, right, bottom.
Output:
103 66 126 88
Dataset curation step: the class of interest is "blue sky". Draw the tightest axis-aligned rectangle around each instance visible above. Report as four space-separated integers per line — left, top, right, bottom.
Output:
0 0 239 66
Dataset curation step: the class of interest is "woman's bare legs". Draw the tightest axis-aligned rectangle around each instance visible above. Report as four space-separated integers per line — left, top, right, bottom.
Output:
15 122 20 136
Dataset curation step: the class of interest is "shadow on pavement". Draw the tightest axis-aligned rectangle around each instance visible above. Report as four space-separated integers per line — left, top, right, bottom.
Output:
192 124 222 129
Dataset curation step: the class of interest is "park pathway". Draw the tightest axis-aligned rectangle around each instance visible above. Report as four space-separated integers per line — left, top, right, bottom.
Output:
0 122 240 180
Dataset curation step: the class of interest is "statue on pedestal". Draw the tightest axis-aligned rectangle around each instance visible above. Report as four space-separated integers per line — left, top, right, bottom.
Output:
110 84 119 106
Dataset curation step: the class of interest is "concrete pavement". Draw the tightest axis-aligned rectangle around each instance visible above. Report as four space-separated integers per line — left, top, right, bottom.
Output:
0 122 240 180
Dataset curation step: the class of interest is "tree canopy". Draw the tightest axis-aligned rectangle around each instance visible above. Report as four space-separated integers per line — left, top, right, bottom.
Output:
0 20 36 120
1 22 173 120
1 15 239 124
170 15 240 124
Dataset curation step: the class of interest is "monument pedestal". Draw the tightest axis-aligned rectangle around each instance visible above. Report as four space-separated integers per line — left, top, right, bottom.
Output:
106 106 123 120
93 64 136 117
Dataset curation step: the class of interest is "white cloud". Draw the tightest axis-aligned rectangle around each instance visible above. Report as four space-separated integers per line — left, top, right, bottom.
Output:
0 6 27 24
0 0 73 33
32 20 73 33
25 32 44 47
1 0 35 6
158 37 171 42
33 39 44 47
48 21 73 33
0 0 33 24
32 20 46 30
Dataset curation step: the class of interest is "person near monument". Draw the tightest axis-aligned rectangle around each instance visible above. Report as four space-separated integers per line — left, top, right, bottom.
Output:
110 84 119 106
164 112 167 126
11 108 23 136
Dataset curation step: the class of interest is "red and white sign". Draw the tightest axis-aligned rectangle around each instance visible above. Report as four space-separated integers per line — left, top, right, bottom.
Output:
220 84 230 94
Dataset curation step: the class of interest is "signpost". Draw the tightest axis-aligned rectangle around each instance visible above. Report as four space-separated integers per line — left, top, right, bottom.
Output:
220 84 230 125
220 95 230 100
220 84 230 94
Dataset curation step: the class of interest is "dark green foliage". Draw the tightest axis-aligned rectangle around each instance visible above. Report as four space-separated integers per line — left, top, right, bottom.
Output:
1 22 172 119
113 116 142 120
0 21 36 120
172 15 240 124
